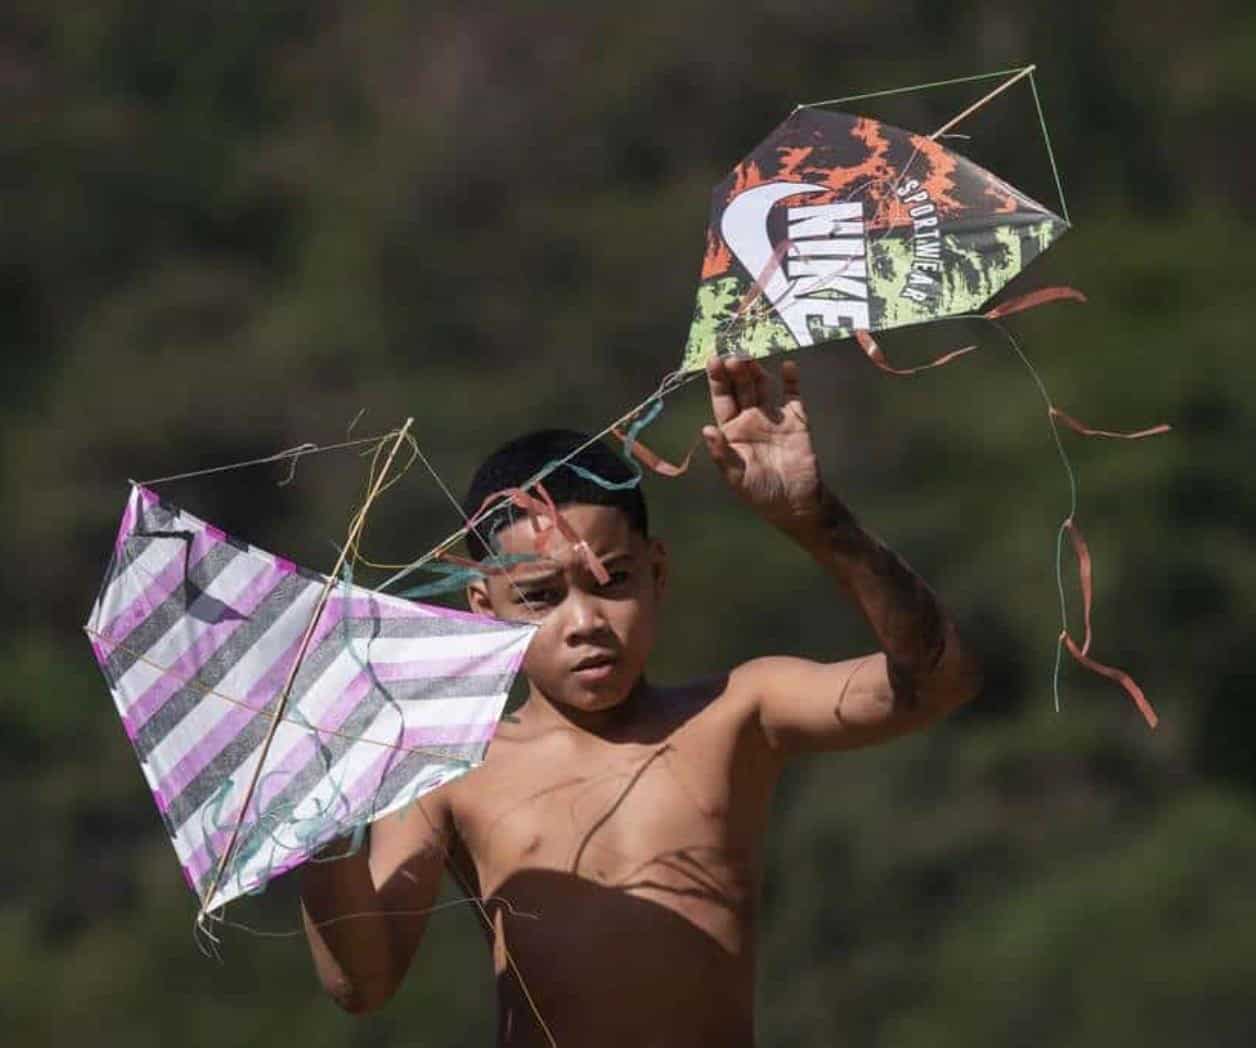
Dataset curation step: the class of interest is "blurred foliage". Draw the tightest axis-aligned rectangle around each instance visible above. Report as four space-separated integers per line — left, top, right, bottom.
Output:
2 2 1254 1045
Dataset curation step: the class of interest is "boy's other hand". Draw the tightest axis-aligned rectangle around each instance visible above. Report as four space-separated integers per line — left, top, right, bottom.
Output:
702 355 823 535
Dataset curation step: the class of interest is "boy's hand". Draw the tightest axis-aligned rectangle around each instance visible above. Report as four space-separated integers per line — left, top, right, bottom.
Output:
702 355 823 535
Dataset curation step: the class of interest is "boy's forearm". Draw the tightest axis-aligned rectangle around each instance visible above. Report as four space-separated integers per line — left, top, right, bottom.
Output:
300 841 399 1013
783 486 981 710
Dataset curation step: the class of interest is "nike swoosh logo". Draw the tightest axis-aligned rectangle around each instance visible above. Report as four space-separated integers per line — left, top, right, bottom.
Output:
722 181 825 331
721 180 869 347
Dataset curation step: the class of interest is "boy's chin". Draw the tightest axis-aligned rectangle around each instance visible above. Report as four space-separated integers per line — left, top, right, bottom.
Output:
552 675 638 714
558 686 633 713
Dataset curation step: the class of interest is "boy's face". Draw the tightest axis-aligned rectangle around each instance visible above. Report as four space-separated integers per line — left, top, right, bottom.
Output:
466 503 667 714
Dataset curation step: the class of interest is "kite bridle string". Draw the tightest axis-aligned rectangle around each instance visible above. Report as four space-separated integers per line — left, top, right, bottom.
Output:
196 418 416 927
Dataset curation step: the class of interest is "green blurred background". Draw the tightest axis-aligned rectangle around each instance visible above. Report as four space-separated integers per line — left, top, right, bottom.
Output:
3 3 1254 1045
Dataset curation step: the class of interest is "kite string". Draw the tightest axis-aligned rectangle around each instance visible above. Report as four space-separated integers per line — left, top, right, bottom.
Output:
1028 70 1071 225
197 418 416 927
376 368 699 591
796 64 1033 110
972 317 1079 714
136 432 402 487
215 894 541 939
925 310 1077 712
145 67 1062 591
939 306 1162 724
404 436 541 614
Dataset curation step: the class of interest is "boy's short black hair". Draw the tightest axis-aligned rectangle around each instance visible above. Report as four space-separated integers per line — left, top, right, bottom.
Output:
462 429 648 561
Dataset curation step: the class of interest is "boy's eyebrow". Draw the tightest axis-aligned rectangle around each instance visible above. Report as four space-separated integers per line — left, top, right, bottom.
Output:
507 551 633 585
510 569 562 586
598 552 634 568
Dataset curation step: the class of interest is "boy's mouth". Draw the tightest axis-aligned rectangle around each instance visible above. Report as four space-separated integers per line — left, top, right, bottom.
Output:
571 652 617 682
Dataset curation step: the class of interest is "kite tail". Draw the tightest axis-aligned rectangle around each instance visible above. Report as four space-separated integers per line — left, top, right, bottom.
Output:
983 287 1169 728
1057 519 1159 729
855 286 1168 727
854 328 978 376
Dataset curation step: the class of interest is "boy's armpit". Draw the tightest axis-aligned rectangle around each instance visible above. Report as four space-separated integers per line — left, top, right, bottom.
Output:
366 794 457 884
368 793 454 914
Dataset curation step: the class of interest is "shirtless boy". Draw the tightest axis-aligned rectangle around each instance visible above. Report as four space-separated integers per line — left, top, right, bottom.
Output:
300 355 982 1045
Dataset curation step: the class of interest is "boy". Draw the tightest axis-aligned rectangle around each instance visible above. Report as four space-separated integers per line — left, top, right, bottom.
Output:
301 356 982 1045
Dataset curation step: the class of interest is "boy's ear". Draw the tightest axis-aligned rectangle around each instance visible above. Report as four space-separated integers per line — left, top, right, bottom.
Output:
648 538 668 601
466 579 494 617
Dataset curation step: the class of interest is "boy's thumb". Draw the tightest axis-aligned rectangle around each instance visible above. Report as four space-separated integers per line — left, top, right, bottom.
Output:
702 425 732 467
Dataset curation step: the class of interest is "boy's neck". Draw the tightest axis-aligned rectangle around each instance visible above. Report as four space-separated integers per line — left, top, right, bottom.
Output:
520 676 656 739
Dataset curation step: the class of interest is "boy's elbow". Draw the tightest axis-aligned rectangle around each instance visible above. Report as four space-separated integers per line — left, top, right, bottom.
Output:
928 618 982 713
324 972 399 1016
941 648 983 712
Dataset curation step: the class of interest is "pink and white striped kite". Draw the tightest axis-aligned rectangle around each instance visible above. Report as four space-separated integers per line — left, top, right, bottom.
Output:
85 485 535 914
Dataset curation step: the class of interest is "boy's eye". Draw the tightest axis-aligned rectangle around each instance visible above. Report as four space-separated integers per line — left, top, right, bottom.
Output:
599 570 631 590
519 587 561 605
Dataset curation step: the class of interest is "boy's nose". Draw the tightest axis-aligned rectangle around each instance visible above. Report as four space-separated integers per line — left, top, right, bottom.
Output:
561 589 607 642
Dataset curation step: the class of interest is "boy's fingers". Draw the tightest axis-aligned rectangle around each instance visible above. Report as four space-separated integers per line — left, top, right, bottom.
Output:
702 425 744 483
706 356 739 425
781 359 802 403
729 357 760 409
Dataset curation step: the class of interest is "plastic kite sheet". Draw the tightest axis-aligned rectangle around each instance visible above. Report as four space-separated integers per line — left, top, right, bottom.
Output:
85 485 536 914
682 107 1068 371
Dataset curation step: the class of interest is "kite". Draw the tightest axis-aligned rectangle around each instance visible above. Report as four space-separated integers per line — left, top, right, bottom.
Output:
681 93 1067 373
84 476 536 919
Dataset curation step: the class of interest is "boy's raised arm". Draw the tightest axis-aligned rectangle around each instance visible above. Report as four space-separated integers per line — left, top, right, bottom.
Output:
300 794 452 1013
702 355 982 753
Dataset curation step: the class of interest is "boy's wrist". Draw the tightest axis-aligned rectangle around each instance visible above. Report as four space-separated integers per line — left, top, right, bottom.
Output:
775 487 868 564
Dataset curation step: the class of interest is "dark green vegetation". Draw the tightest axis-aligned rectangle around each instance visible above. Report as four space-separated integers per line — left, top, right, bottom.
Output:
3 3 1254 1045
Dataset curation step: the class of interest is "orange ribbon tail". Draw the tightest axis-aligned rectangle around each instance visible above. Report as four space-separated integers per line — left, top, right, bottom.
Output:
854 328 976 377
984 286 1087 320
1050 406 1172 441
610 425 695 478
1060 518 1159 729
1061 633 1159 730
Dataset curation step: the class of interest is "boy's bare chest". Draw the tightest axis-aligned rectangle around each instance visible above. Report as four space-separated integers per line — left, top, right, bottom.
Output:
447 700 776 941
